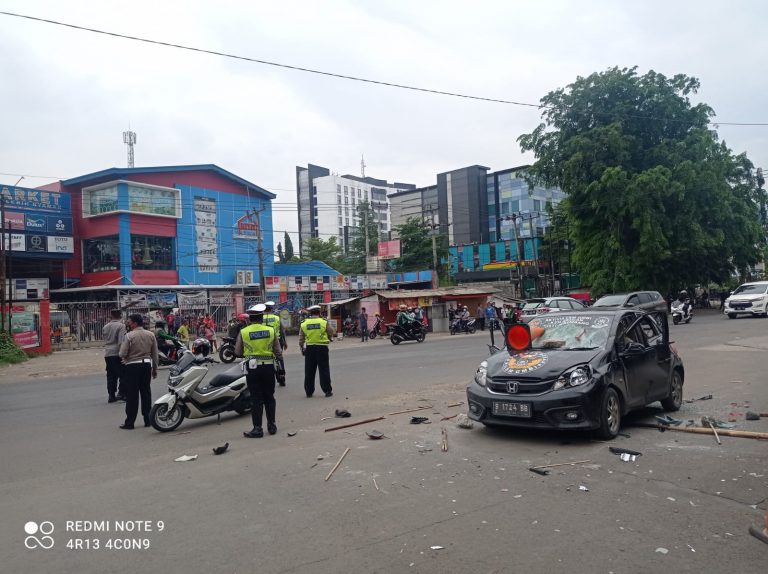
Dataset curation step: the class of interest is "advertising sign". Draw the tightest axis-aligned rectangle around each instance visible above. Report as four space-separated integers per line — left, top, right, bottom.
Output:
26 234 47 253
233 213 259 240
194 197 219 273
377 240 401 259
177 291 208 309
47 216 73 234
119 293 148 309
146 292 178 309
4 211 25 230
11 305 39 348
24 213 48 233
47 236 74 254
0 185 70 212
12 278 50 300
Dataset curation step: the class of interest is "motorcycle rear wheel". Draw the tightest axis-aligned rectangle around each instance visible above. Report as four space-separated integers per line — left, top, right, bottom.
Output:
468 325 476 334
219 345 236 363
150 403 185 432
390 334 401 345
415 331 426 343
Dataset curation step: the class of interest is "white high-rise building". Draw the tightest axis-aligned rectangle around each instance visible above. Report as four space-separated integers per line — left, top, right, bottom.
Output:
295 164 415 254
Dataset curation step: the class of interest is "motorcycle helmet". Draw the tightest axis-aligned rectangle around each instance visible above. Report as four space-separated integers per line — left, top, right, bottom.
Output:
237 313 249 321
191 338 211 357
679 290 688 299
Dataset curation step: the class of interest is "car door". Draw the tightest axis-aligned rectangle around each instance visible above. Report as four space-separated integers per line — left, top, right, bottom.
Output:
637 292 652 311
639 314 673 401
615 315 655 408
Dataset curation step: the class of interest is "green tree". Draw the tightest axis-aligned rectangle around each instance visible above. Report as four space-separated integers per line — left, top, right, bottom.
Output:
341 201 379 274
389 217 448 280
518 67 763 295
302 236 343 268
277 242 285 263
284 232 295 261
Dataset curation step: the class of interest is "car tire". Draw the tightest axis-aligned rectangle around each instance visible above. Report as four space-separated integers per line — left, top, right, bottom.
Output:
596 387 621 440
728 313 736 319
660 370 683 412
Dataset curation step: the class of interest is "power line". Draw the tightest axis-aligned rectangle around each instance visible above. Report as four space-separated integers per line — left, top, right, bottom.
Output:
1 10 766 127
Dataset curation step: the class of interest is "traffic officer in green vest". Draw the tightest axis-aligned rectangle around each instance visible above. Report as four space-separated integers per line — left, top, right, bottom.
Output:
264 301 287 386
299 305 335 397
234 303 284 438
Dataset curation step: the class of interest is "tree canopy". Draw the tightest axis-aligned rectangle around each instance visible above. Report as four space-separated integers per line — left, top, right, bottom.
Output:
388 217 448 277
284 232 295 261
518 67 764 295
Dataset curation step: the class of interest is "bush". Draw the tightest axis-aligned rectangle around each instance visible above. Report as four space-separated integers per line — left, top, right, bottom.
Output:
0 331 28 365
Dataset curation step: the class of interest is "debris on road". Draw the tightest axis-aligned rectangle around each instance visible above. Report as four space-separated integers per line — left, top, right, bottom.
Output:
446 401 464 408
324 447 351 481
430 546 444 550
655 547 669 555
441 428 448 452
335 409 351 418
173 431 192 436
286 431 297 437
630 422 768 440
456 414 474 429
174 454 198 462
701 416 737 430
529 460 591 476
410 416 430 424
579 485 589 492
388 406 432 416
212 443 229 455
317 455 324 460
609 447 642 460
745 411 762 420
366 430 385 440
703 417 722 445
440 414 459 421
373 478 379 491
685 394 713 403
324 416 386 432
656 415 683 426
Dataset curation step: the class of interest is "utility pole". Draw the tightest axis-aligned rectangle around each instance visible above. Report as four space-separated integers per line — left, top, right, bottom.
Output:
250 207 266 299
511 213 523 299
0 196 5 331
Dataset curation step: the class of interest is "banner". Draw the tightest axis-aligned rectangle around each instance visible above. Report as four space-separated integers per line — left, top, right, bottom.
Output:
194 197 219 273
209 291 233 305
178 291 208 308
146 292 178 309
119 294 148 309
377 240 401 259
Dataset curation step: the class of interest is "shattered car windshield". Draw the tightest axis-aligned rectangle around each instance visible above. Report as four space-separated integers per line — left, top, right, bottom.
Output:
528 314 613 350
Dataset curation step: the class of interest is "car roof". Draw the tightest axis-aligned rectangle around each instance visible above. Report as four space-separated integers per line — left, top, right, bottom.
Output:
739 281 768 285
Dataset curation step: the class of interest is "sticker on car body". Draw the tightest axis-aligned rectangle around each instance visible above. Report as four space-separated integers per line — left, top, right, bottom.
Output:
503 351 549 374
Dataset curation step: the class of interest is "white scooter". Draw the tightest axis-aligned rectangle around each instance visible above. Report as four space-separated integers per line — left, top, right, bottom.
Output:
671 299 693 325
148 350 251 432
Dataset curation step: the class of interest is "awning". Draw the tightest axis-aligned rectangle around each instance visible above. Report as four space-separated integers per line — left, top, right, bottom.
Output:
320 296 362 306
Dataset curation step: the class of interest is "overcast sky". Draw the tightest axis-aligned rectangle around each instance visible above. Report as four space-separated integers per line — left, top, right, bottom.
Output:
1 0 766 247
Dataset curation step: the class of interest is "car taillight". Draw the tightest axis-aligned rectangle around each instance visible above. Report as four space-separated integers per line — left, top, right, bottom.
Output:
536 307 551 314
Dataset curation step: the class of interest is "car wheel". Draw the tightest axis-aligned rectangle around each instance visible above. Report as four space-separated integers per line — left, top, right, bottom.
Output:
660 370 683 412
728 313 736 319
596 387 621 440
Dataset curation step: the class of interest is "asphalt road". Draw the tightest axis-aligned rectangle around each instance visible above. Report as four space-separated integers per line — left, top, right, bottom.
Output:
1 311 766 573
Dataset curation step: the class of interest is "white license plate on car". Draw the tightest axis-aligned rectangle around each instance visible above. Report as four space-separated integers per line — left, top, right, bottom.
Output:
492 401 532 418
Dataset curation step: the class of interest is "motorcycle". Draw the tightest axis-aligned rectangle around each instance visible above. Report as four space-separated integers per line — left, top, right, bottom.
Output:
148 351 251 432
343 319 359 338
157 337 186 366
450 317 477 335
671 300 693 325
218 336 237 363
368 317 387 339
389 320 426 345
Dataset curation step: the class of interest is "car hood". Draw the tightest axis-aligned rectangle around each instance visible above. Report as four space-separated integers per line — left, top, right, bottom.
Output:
729 293 766 301
486 347 604 379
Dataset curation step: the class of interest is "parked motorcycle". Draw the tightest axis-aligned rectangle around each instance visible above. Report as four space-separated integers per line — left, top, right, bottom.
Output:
157 337 187 366
671 300 693 325
389 320 426 345
343 319 359 338
368 316 387 339
449 317 477 335
218 336 237 363
148 351 251 432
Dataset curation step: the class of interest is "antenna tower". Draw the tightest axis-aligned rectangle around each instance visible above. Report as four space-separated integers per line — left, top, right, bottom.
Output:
123 130 137 168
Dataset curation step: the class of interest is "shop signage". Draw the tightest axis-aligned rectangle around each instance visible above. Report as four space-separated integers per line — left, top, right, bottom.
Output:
4 211 25 230
194 197 219 273
12 278 50 301
0 185 70 212
47 236 74 254
24 214 47 232
377 240 401 259
234 213 259 240
26 234 47 253
47 216 72 234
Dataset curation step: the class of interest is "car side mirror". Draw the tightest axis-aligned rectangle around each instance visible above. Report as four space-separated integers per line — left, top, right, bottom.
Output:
625 302 635 307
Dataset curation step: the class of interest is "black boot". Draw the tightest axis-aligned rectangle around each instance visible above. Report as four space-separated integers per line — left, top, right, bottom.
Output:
265 401 277 435
108 394 117 403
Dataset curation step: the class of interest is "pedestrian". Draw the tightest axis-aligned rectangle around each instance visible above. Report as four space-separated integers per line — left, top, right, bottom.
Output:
118 313 159 429
176 319 190 348
359 307 369 342
203 321 217 352
476 304 485 330
165 310 176 335
299 305 335 398
103 309 126 403
485 302 496 331
235 304 283 438
264 301 288 387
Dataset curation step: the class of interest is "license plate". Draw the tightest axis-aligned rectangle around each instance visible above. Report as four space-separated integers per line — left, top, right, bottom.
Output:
492 401 532 418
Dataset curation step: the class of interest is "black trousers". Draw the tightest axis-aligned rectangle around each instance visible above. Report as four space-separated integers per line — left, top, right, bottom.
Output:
105 355 123 397
123 362 152 426
304 345 332 396
360 326 368 342
246 364 276 428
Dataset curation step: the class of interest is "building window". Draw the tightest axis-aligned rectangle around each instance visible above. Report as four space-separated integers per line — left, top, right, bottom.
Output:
84 185 119 215
364 190 368 201
345 217 349 225
83 236 120 273
351 197 356 206
337 206 342 215
344 196 348 204
337 193 341 203
126 184 180 217
345 208 349 216
131 235 174 270
534 199 541 211
357 189 361 198
337 184 341 193
338 217 343 226
344 186 348 193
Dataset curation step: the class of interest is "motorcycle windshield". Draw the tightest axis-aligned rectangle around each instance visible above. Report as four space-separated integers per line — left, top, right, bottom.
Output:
170 352 195 375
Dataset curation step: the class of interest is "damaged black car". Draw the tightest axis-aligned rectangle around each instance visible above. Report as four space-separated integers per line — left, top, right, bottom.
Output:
466 310 684 439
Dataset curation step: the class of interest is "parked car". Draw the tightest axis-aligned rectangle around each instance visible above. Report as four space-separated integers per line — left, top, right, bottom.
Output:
521 297 586 319
723 281 768 318
466 309 683 439
592 291 667 314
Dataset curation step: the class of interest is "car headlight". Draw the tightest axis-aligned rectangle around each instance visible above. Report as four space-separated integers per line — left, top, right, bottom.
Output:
474 361 488 387
553 365 592 390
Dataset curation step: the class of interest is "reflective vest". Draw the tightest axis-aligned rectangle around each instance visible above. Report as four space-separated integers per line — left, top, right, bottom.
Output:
263 313 282 337
301 317 330 345
240 323 275 360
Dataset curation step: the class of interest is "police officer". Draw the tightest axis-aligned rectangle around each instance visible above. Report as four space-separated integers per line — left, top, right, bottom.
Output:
235 304 284 438
299 305 335 398
264 301 288 386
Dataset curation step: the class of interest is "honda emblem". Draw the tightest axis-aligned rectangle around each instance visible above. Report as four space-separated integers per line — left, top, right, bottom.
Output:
507 381 519 394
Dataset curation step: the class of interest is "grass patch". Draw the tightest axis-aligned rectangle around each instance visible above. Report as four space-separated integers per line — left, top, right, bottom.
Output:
0 331 29 366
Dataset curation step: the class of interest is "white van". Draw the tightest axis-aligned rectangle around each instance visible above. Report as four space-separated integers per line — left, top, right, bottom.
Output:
724 281 768 318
